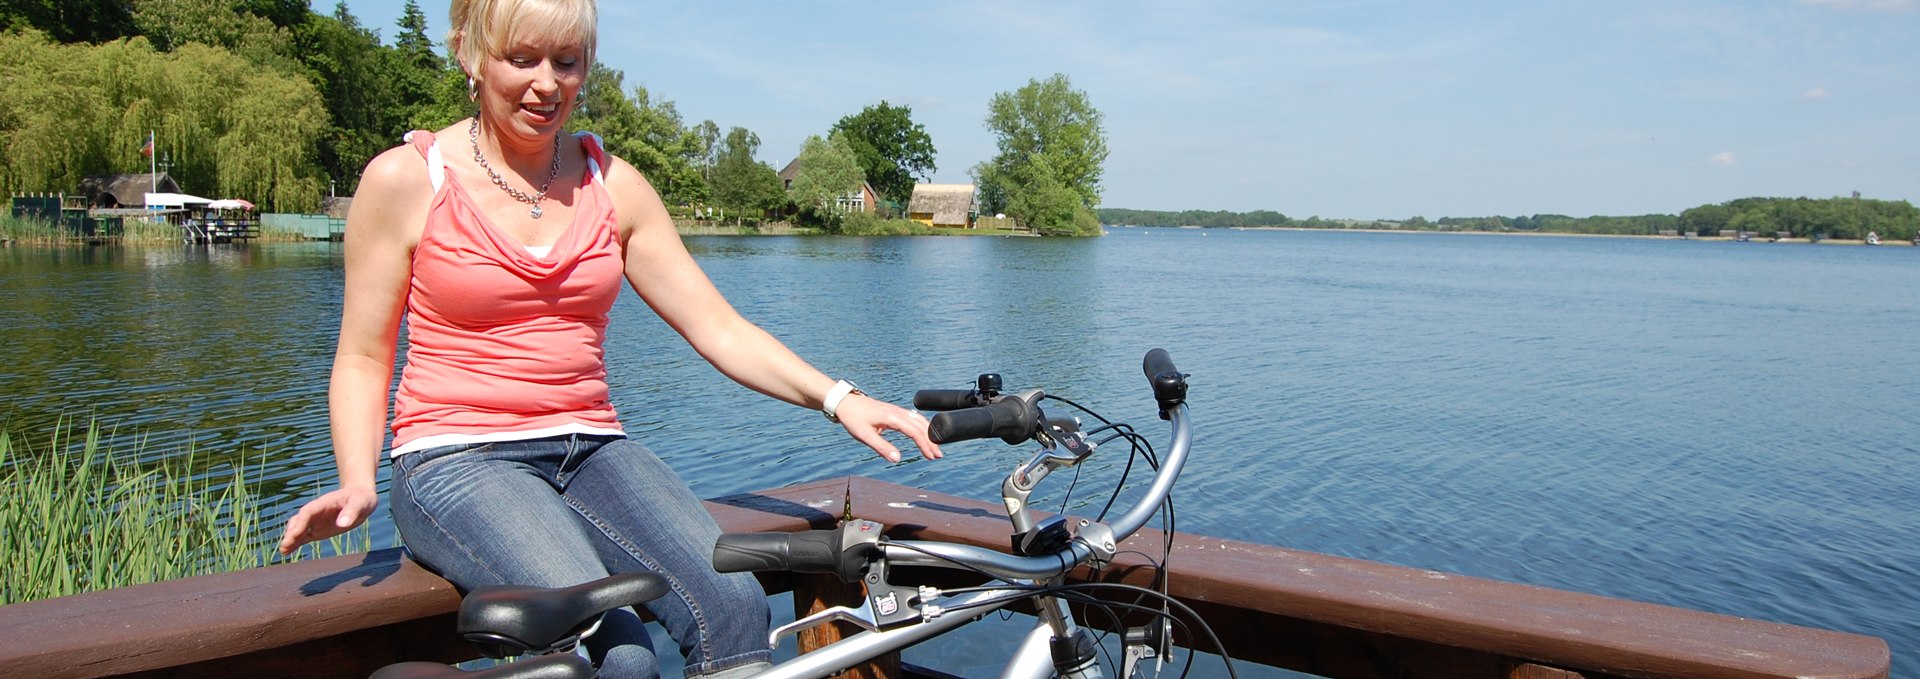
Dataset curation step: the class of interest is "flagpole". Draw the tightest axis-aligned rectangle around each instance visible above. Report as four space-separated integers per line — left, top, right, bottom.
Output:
148 130 156 194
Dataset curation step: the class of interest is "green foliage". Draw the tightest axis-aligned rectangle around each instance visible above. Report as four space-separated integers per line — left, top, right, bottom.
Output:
1679 196 1918 241
570 64 709 205
1098 208 1292 228
838 211 939 236
709 127 784 222
132 0 299 71
830 102 936 206
1100 198 1919 242
0 420 281 604
0 0 136 44
999 154 1100 236
0 31 327 212
278 2 471 195
786 132 866 232
978 74 1108 237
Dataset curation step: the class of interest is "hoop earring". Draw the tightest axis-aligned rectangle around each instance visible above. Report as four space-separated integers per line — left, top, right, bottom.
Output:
466 76 477 102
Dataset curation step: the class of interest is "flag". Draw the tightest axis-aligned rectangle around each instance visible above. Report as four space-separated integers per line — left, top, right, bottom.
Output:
140 133 154 158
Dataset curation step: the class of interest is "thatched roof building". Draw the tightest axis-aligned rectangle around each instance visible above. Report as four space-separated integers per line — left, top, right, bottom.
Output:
77 173 180 209
907 183 975 228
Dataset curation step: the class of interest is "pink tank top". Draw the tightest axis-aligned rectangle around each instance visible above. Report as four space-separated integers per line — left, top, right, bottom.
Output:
388 130 627 451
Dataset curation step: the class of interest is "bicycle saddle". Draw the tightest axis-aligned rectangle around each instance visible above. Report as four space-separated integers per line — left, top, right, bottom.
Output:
369 653 591 679
458 571 669 657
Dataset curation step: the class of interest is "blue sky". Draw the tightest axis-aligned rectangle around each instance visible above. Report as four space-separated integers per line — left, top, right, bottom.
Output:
342 0 1918 220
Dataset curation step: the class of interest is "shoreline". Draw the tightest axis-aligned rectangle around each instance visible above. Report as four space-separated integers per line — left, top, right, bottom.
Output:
1194 226 1913 246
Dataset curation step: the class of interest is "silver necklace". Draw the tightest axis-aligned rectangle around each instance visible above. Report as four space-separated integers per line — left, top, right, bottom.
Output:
469 118 561 219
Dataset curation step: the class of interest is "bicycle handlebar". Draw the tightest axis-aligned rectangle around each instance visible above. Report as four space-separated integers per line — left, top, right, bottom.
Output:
912 388 983 411
716 349 1190 584
926 394 1041 445
710 520 881 582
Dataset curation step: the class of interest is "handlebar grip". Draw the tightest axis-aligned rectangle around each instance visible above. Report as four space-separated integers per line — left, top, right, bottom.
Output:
713 525 877 582
913 389 980 411
1143 348 1188 420
928 397 1038 445
712 530 841 574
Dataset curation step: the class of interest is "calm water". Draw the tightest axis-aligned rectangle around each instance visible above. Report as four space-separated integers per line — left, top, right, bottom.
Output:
2 230 1915 673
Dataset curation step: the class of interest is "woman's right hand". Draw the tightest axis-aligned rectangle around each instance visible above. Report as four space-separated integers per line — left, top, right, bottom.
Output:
277 486 379 556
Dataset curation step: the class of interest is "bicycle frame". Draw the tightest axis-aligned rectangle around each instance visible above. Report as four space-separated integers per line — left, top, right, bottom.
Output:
743 401 1193 679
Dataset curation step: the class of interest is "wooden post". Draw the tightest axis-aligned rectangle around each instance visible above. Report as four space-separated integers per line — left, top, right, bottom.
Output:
793 573 897 679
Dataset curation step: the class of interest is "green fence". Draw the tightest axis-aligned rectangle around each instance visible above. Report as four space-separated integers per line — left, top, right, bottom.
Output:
261 213 344 241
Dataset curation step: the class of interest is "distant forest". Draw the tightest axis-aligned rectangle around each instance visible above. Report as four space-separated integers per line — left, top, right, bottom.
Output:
1100 196 1920 242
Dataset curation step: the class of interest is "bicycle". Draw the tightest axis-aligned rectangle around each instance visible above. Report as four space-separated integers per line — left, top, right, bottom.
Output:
373 349 1229 679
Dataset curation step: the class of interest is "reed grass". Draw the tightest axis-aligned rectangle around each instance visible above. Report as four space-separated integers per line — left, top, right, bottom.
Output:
0 213 306 244
0 419 370 605
0 213 64 244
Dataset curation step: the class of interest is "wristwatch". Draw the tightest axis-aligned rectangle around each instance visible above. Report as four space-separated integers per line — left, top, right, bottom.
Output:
822 379 864 423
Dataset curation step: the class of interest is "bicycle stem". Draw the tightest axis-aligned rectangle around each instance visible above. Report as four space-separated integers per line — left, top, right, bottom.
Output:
886 402 1191 580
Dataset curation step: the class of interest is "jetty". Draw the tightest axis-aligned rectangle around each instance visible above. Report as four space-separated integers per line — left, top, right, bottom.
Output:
0 477 1889 678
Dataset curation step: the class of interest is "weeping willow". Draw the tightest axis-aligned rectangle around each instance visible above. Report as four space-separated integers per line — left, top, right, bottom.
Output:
0 31 326 213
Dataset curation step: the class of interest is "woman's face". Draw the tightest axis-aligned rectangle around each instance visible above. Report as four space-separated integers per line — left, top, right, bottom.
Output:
475 37 588 143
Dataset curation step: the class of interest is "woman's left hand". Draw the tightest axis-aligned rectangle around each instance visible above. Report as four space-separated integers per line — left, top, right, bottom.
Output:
834 394 943 463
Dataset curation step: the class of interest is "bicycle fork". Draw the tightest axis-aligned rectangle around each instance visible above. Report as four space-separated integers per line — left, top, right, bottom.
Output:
1000 587 1104 679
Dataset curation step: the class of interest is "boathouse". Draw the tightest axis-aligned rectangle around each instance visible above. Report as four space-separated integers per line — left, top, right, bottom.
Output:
907 183 975 228
77 172 179 209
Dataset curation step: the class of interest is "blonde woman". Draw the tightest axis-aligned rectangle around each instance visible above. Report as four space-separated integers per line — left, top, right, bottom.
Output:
277 1 941 676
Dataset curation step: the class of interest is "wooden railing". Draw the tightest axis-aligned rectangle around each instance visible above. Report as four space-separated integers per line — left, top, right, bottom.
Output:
0 476 1889 678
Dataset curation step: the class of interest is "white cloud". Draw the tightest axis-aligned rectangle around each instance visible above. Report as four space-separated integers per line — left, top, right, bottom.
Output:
1797 0 1916 11
1804 87 1830 99
1709 151 1737 168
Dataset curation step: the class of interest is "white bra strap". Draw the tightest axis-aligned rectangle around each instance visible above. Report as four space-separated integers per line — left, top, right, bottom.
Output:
401 131 448 194
424 142 446 193
577 131 604 182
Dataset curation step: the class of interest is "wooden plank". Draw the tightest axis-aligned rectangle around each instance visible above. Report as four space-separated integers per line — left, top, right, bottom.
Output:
0 548 462 678
0 476 1890 679
719 477 1889 679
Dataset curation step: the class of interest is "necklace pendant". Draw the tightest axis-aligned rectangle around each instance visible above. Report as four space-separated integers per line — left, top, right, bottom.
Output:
530 205 544 219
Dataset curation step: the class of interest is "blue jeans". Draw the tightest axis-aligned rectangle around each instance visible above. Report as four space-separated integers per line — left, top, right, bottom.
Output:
390 434 772 679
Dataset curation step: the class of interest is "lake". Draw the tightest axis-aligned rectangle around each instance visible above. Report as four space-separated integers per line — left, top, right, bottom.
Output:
2 228 1914 674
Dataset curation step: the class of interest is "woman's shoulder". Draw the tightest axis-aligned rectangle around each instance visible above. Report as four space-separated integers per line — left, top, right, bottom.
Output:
359 143 436 197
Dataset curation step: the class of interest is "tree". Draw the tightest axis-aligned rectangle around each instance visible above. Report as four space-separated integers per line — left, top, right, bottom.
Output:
293 5 395 195
977 74 1108 236
830 102 934 208
131 0 298 71
708 127 783 222
392 0 437 70
569 64 707 204
0 31 327 211
786 132 866 231
0 0 136 44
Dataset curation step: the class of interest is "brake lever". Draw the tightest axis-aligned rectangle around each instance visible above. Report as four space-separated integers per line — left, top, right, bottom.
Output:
768 602 877 648
766 553 923 648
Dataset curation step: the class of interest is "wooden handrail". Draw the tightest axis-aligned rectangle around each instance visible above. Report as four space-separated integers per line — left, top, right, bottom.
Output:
0 476 1889 678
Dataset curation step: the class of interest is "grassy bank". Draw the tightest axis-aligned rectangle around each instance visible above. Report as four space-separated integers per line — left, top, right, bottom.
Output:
0 420 363 605
0 214 305 245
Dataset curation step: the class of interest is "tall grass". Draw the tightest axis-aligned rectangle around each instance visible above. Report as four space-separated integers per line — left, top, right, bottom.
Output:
0 213 64 244
0 420 369 605
0 213 303 244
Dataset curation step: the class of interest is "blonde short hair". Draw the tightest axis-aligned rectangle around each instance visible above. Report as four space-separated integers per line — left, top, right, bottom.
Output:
448 0 598 78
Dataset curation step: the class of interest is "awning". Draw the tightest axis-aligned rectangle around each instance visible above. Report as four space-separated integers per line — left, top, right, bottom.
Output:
206 199 255 211
144 192 214 208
